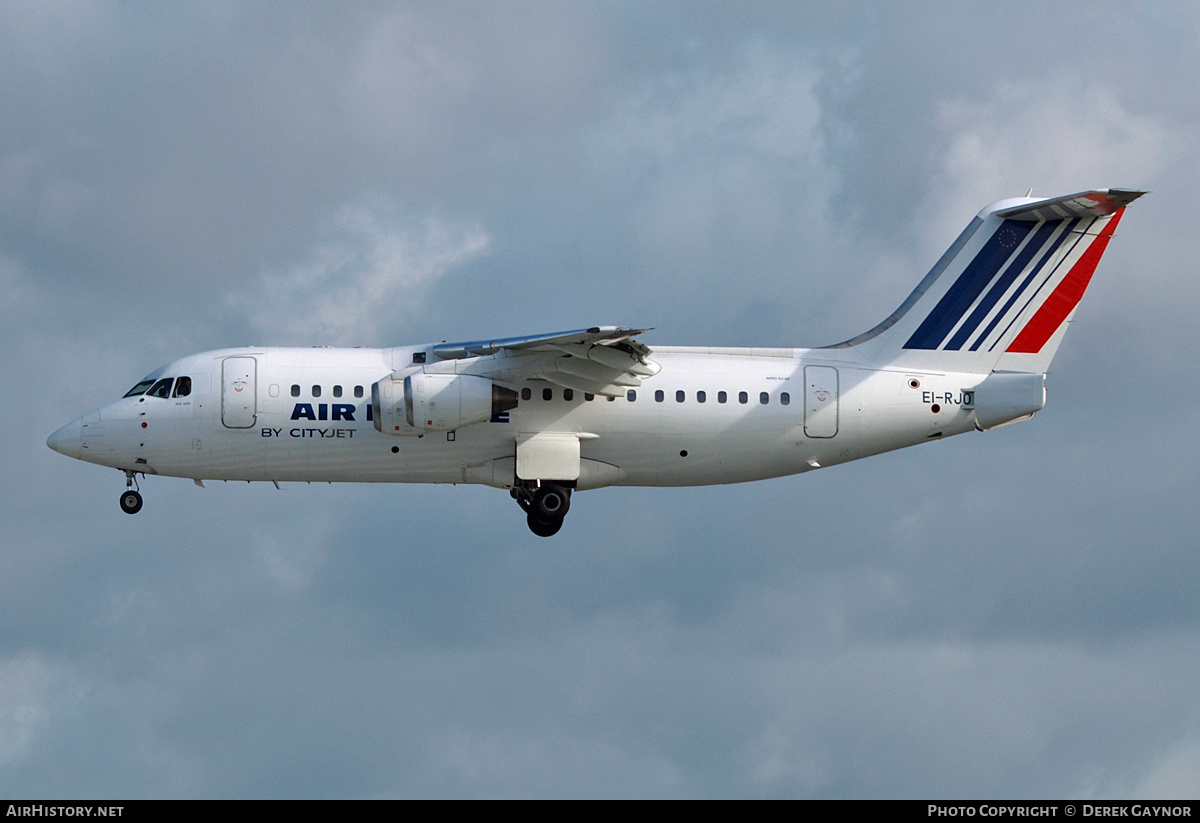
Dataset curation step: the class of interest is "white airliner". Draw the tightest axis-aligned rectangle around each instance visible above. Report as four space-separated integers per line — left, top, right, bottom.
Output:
47 189 1143 535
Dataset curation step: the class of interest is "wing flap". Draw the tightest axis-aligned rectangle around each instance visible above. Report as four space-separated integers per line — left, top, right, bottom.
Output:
433 326 649 360
553 342 660 376
541 372 628 397
553 355 641 386
441 325 658 392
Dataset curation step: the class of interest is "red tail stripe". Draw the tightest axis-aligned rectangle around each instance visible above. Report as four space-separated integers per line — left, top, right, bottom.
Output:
1005 208 1125 354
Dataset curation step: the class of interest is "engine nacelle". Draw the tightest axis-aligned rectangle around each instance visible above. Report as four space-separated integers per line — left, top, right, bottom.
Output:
372 371 518 435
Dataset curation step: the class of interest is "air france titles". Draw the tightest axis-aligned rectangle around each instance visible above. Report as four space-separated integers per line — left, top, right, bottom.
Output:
259 401 369 439
289 402 358 422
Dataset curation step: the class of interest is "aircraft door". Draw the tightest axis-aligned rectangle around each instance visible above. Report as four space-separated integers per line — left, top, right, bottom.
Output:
221 356 257 428
804 366 838 438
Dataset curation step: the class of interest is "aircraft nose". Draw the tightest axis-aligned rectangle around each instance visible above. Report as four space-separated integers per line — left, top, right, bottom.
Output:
46 419 82 460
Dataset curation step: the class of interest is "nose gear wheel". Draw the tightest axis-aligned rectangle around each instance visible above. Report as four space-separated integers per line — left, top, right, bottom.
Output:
119 470 144 514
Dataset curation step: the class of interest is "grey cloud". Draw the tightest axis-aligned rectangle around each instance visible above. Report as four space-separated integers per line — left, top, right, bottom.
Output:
7 0 1200 798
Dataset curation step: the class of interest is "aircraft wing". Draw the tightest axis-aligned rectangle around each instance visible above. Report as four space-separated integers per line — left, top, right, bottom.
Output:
433 326 660 396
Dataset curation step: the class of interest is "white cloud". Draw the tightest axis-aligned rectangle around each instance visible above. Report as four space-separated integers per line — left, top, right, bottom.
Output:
578 45 879 345
252 518 334 595
1125 740 1200 799
603 47 836 262
919 80 1169 257
237 203 489 346
0 653 77 768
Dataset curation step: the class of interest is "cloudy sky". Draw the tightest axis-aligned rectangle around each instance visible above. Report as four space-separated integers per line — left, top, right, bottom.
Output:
5 0 1199 798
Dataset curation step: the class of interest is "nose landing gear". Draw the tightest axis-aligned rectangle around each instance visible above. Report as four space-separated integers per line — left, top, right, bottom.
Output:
513 482 572 537
119 470 143 514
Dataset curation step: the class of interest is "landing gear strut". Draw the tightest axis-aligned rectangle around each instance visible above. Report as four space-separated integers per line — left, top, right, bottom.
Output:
513 482 572 537
119 470 143 515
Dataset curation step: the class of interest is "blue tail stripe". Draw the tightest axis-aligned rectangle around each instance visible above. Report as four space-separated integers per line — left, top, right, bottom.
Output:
947 220 1062 351
903 220 1035 350
971 218 1077 351
987 217 1093 352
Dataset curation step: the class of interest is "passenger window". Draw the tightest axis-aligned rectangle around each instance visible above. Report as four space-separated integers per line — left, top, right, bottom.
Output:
585 393 595 401
354 385 364 398
781 392 790 406
655 390 664 402
564 389 574 402
676 390 685 403
173 376 192 398
291 385 301 397
697 391 706 403
312 385 322 398
718 391 727 404
333 385 343 398
760 392 769 405
124 380 156 398
739 391 748 404
627 390 636 401
147 378 174 399
521 388 532 401
543 388 553 401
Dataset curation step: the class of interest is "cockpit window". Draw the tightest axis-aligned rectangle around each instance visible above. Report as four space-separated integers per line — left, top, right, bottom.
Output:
146 378 174 399
124 380 156 398
173 376 192 398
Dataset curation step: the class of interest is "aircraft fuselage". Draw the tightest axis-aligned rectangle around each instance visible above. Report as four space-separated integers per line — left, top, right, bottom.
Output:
50 344 985 490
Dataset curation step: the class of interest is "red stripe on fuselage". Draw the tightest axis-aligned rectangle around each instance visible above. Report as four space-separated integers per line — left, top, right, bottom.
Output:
1005 208 1125 354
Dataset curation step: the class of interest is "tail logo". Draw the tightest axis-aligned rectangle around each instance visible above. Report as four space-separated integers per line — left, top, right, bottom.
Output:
903 209 1125 355
997 226 1022 248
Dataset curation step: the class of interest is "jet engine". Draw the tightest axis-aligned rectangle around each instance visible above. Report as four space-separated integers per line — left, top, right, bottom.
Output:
372 371 518 435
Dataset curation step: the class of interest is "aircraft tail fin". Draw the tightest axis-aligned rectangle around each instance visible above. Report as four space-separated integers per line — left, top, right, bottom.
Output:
832 189 1145 374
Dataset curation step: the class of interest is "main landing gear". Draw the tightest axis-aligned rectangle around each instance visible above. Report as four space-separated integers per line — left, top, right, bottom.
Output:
512 482 572 537
119 470 143 514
